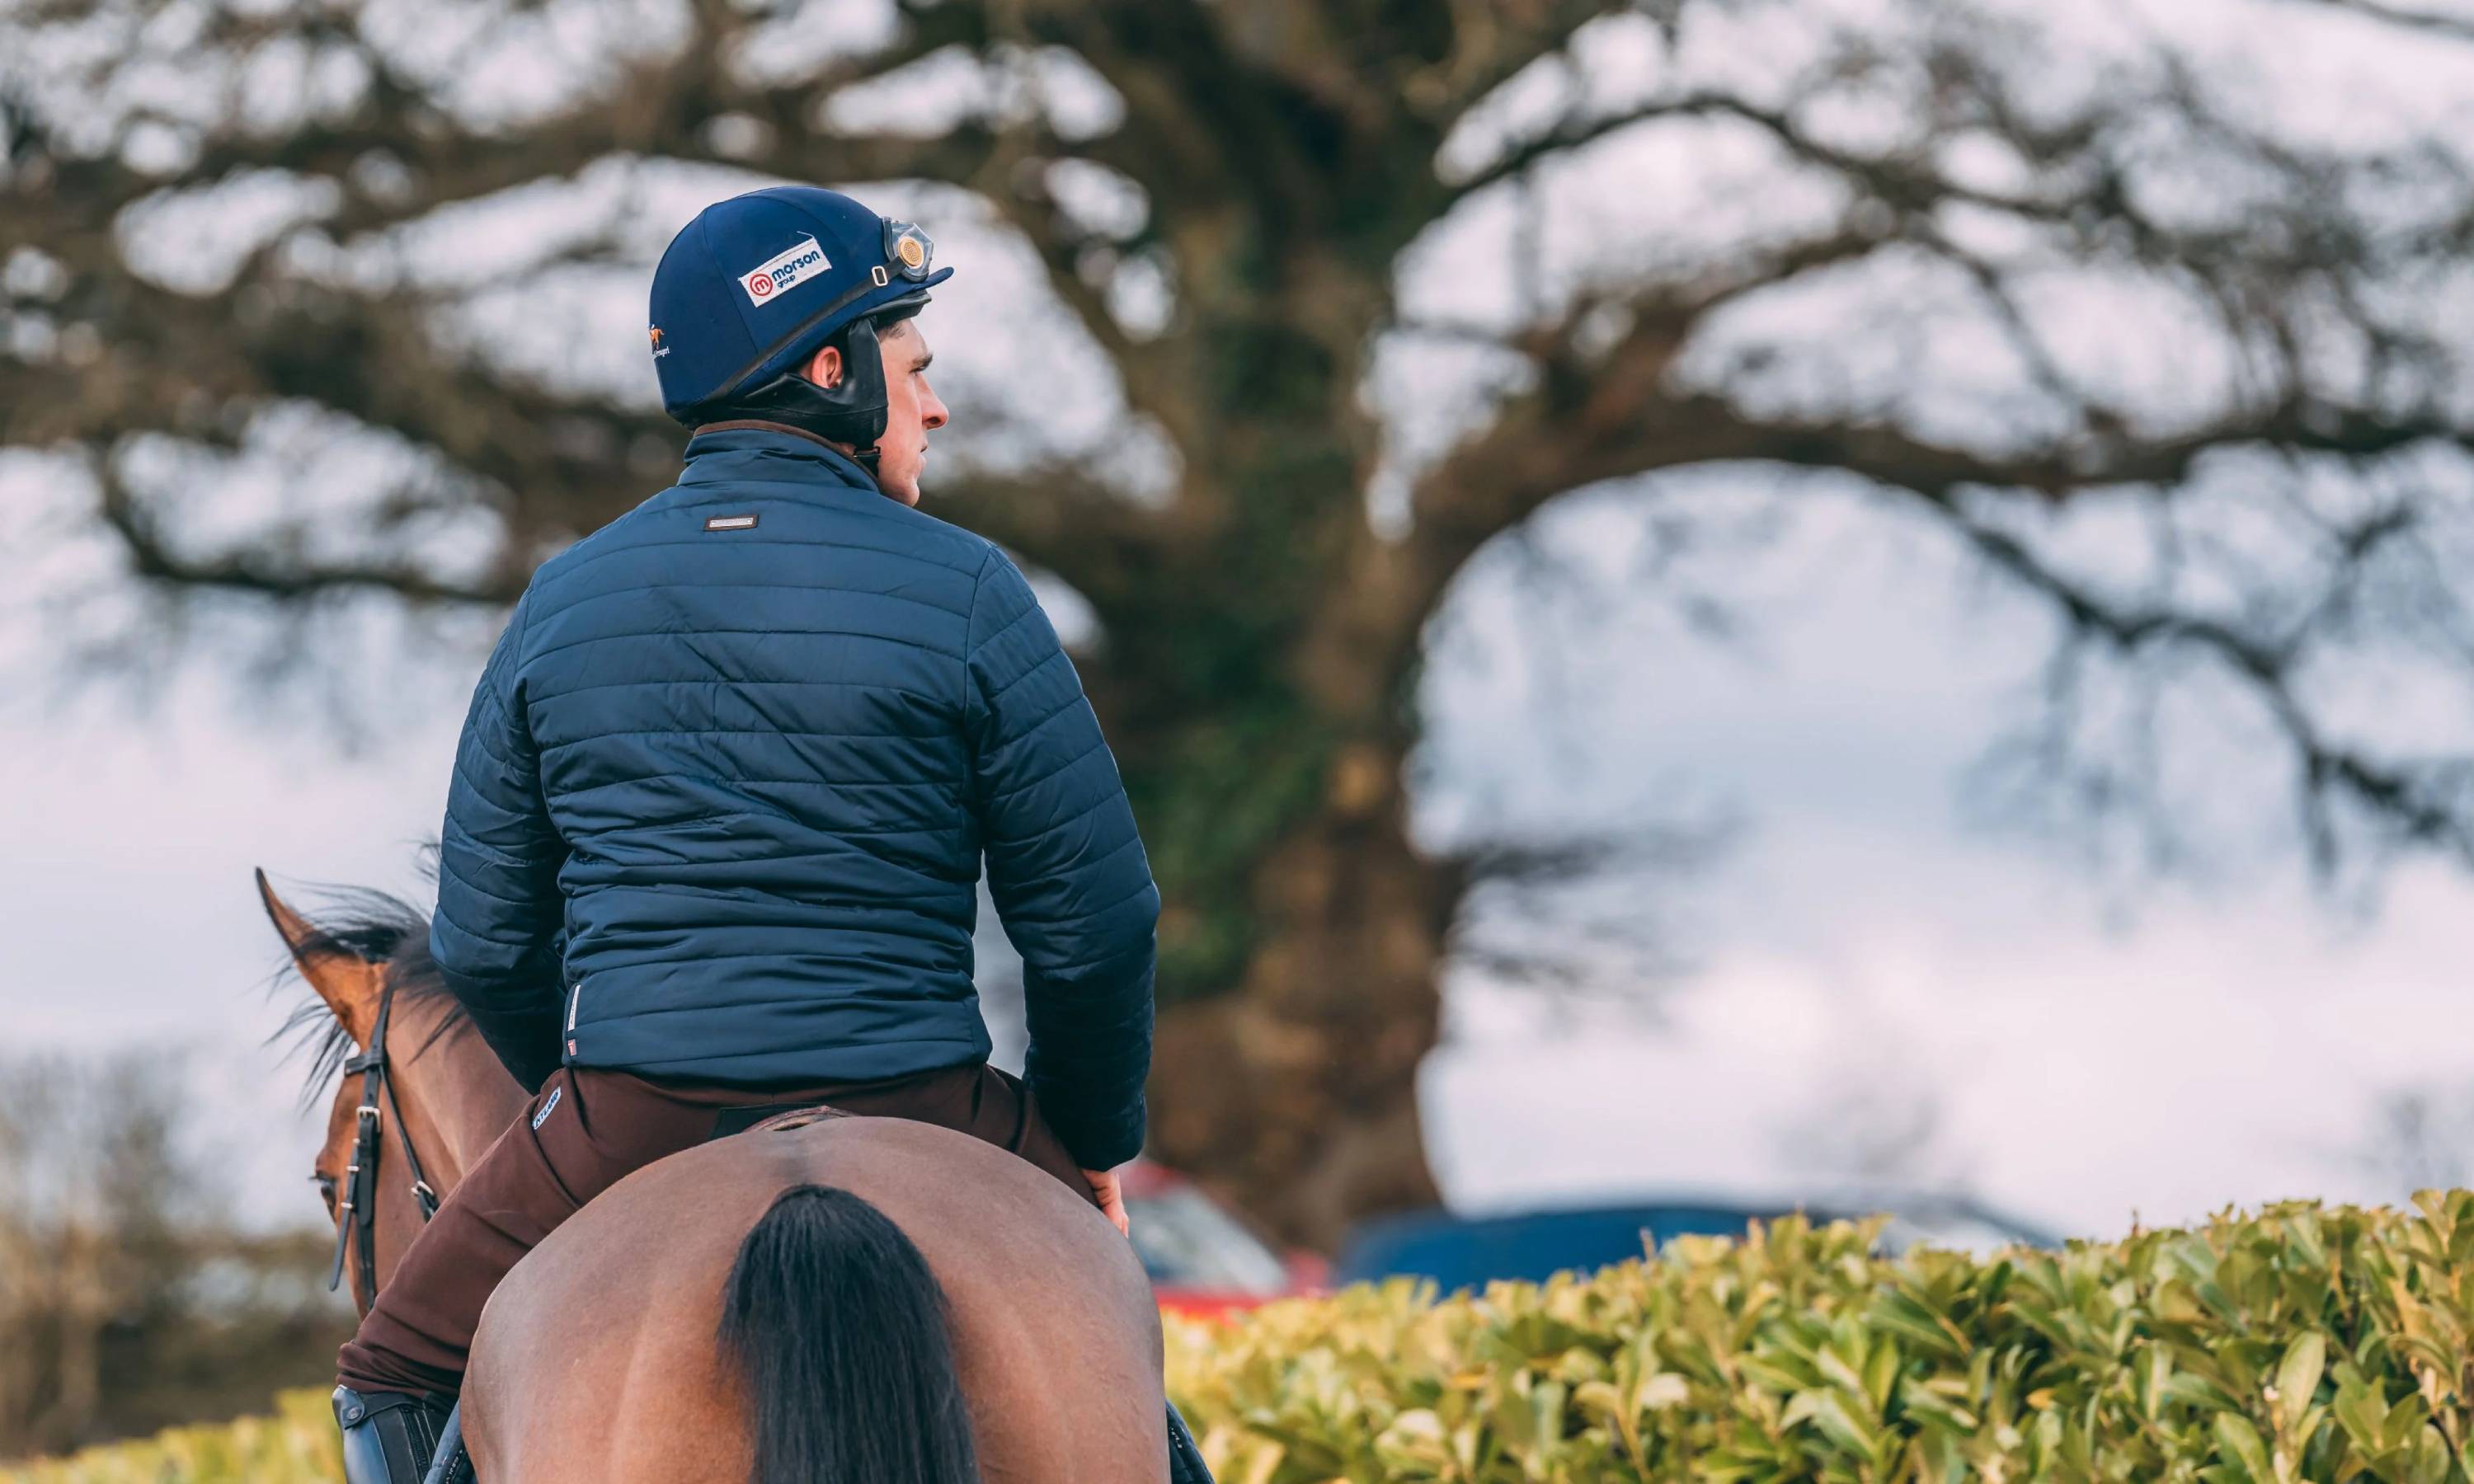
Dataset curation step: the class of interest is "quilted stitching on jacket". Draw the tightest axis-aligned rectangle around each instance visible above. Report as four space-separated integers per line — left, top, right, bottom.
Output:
429 426 1159 1167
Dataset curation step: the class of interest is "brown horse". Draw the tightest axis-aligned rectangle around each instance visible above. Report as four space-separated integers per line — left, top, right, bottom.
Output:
261 873 1169 1483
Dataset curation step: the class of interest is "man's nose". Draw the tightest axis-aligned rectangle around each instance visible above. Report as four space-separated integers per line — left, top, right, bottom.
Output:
921 383 949 431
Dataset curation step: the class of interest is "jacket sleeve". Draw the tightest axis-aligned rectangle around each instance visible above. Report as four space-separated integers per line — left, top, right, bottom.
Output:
430 590 567 1092
966 547 1159 1170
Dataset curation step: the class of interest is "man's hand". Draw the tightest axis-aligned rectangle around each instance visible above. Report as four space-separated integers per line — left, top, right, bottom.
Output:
1084 1167 1130 1237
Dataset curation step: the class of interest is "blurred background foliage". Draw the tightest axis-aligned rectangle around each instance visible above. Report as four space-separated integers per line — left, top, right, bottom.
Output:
10 0 2474 1394
0 1054 348 1460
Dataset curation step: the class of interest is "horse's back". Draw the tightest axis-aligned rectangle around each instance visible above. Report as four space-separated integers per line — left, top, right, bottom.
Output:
464 1115 1165 1484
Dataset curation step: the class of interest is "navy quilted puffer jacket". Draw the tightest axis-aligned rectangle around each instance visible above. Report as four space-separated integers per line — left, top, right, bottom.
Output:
429 425 1159 1168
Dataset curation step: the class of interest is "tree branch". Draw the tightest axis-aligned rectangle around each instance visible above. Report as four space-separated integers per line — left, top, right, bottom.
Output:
1411 256 2474 600
970 159 1202 450
1949 504 2474 867
1409 1 1663 124
925 461 1174 609
2279 0 2474 42
94 467 516 607
6 0 1000 256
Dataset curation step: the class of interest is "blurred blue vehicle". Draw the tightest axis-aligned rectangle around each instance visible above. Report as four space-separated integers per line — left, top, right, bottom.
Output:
1333 1192 2059 1294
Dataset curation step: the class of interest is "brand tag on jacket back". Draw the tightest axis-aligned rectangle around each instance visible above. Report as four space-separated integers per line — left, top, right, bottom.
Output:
705 514 759 533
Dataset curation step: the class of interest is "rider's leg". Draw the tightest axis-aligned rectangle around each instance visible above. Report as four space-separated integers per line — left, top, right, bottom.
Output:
331 1066 778 1480
333 1067 727 1398
331 1387 453 1484
1168 1400 1216 1484
335 1061 1075 1399
416 1404 473 1484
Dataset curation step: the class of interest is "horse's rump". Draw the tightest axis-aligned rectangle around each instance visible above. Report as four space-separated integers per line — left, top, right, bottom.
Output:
461 1115 1167 1484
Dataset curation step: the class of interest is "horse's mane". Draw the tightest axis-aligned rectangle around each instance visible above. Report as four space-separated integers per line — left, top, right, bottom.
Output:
273 884 465 1104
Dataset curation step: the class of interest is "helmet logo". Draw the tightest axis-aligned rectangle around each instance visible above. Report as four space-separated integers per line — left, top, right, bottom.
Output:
738 236 830 307
896 235 926 271
647 325 668 359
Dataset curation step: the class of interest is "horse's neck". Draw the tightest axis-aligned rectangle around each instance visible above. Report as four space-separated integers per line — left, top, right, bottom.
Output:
399 998 530 1184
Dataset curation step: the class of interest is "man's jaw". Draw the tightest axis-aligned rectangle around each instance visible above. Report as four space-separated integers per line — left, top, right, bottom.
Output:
885 441 928 506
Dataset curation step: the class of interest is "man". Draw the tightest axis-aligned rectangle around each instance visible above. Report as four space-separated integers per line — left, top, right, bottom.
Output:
330 186 1191 1482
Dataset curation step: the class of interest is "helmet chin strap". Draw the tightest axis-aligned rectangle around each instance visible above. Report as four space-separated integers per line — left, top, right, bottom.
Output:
706 317 891 471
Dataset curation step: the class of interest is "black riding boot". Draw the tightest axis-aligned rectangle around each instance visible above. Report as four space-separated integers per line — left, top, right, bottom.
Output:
1167 1399 1216 1483
421 1405 477 1484
333 1386 457 1484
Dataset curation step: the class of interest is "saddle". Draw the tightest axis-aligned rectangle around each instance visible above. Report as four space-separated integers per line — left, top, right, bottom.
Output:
707 1101 854 1140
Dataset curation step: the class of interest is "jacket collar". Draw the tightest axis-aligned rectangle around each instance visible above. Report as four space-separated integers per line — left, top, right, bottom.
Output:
681 421 881 493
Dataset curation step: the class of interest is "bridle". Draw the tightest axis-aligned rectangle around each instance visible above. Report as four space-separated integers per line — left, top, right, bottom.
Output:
329 980 440 1313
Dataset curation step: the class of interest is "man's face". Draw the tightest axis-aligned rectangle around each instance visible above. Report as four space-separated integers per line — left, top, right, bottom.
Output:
872 319 947 507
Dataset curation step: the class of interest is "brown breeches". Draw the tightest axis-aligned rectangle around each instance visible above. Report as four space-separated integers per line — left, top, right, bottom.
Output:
335 1061 1094 1398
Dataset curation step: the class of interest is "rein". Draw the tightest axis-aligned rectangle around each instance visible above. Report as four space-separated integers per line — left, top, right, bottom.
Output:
331 980 440 1313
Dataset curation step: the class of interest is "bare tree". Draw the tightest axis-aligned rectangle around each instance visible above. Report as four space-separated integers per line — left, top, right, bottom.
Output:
10 0 2474 1241
0 1051 349 1457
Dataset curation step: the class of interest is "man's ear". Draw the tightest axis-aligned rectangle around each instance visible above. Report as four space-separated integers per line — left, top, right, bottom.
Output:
803 343 844 389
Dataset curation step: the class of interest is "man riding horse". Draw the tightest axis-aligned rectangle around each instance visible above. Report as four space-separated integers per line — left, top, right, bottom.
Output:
328 185 1201 1482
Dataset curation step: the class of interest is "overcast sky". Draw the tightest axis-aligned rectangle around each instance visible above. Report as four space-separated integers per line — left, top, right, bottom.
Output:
1420 476 2474 1236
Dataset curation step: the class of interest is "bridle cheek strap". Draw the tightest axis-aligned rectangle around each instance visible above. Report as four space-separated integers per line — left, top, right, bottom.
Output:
329 982 440 1315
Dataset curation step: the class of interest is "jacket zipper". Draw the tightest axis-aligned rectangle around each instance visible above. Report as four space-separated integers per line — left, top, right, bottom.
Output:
565 980 582 1057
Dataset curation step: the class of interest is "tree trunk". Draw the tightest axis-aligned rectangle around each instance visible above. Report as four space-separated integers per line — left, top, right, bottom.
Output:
1147 744 1449 1252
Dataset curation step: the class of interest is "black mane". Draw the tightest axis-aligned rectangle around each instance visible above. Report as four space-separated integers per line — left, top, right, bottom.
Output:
272 882 464 1103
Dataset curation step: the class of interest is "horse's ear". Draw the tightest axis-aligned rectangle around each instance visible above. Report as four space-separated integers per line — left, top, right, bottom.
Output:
256 868 382 1047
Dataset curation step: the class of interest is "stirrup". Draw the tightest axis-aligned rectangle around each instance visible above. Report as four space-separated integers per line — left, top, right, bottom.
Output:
333 1386 454 1484
1167 1399 1216 1484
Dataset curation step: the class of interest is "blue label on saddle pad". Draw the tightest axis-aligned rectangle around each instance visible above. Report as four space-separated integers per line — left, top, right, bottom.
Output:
531 1085 562 1130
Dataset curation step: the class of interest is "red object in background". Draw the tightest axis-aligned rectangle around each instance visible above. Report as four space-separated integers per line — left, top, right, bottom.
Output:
1119 1160 1326 1318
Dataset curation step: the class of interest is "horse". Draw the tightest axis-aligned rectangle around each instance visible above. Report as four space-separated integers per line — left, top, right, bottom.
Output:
259 871 1170 1483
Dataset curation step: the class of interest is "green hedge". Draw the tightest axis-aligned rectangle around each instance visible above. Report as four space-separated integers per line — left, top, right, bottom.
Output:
1 1389 340 1484
1169 1195 2474 1482
23 1195 2474 1482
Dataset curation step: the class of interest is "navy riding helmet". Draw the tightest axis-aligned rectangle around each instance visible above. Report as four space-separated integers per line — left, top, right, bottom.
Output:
647 186 951 464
